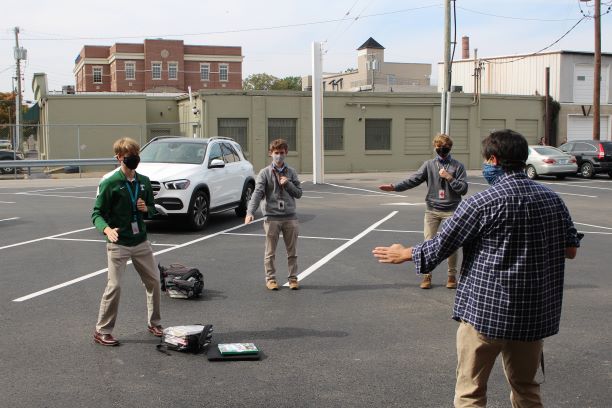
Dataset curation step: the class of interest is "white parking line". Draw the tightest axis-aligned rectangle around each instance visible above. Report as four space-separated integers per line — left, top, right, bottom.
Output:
223 232 350 241
48 237 179 246
12 219 263 302
374 229 422 234
574 222 612 230
0 217 20 222
380 202 426 206
0 226 96 251
469 182 597 198
538 181 612 191
23 186 87 193
302 190 386 197
325 183 405 197
15 192 95 200
0 201 16 204
283 211 398 286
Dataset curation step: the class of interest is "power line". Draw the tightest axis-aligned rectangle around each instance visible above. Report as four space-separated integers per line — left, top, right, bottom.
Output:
458 6 581 21
0 4 442 41
483 17 586 65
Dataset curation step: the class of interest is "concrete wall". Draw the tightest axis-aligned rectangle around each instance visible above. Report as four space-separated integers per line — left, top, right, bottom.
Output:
182 90 544 172
39 94 180 160
38 90 544 172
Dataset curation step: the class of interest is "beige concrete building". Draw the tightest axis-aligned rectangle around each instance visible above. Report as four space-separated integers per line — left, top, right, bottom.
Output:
182 90 543 172
35 83 544 172
303 38 435 93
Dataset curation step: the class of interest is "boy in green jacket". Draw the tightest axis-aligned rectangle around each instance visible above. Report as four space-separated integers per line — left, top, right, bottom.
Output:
92 137 162 346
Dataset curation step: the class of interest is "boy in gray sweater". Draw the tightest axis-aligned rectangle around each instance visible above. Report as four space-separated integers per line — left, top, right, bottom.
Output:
379 134 468 289
245 139 303 290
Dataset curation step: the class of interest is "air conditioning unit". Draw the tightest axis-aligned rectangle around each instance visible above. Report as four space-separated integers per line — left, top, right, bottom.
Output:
451 85 463 93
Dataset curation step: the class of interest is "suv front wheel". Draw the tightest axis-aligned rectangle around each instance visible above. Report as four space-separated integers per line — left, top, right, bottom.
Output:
187 190 209 231
580 162 595 178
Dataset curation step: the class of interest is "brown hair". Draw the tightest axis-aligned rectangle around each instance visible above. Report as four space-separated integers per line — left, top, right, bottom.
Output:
269 138 289 153
113 137 140 156
432 133 453 148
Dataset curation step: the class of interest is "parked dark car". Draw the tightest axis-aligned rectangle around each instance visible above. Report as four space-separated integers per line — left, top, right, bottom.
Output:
559 140 612 178
0 150 24 174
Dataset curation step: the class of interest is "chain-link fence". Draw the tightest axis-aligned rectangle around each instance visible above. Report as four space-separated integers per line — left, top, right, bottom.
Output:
0 122 199 178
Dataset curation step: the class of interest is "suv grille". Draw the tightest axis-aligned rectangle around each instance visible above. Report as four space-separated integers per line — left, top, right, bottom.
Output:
150 181 161 196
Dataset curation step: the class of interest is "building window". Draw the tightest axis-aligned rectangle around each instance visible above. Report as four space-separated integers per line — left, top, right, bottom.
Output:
365 119 391 150
93 66 103 84
168 62 178 80
200 64 210 81
152 62 162 80
324 118 344 150
219 64 229 81
125 62 135 80
218 118 248 151
268 118 297 151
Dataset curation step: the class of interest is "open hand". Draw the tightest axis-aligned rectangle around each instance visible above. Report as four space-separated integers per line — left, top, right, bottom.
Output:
372 243 413 264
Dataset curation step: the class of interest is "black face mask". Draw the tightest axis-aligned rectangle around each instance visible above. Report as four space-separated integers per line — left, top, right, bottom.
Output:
123 155 140 170
436 146 451 157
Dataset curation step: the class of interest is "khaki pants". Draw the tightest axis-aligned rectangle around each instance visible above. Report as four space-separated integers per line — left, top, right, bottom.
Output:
424 209 458 277
96 240 161 334
455 322 544 408
263 219 299 282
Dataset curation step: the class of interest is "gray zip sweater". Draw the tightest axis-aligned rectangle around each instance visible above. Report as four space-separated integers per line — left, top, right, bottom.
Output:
394 156 468 212
247 164 302 220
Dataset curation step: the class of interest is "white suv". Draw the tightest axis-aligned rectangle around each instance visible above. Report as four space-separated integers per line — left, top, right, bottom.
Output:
104 136 255 230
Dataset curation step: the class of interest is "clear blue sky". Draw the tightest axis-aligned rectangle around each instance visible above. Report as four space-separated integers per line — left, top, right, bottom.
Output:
1 0 610 101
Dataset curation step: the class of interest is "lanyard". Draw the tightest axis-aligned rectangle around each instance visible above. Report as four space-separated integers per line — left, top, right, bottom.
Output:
271 165 285 192
124 179 140 220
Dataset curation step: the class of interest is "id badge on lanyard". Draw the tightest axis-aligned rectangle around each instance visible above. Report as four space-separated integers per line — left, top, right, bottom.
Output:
125 180 140 234
437 161 447 200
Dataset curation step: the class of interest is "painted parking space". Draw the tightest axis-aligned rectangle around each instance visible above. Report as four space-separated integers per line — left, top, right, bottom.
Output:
0 173 611 407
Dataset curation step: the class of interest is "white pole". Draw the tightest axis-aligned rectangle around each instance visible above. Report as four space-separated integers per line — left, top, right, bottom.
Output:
445 91 452 135
312 42 324 184
440 92 446 133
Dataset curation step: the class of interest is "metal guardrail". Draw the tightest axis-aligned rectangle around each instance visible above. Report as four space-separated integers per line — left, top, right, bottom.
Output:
1 158 117 167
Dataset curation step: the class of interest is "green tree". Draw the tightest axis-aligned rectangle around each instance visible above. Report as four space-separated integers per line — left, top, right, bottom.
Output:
270 76 302 91
0 92 16 124
243 73 279 90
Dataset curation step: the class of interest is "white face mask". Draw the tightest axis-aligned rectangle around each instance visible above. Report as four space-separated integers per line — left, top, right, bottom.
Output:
272 153 285 164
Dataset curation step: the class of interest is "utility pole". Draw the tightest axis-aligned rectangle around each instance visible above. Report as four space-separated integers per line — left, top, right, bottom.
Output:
14 27 25 153
593 0 601 140
441 0 451 134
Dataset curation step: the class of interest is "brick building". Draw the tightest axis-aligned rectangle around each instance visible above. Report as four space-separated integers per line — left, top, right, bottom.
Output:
73 39 243 93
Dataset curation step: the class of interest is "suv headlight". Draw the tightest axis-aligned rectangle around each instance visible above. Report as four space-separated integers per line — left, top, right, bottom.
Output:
163 179 190 190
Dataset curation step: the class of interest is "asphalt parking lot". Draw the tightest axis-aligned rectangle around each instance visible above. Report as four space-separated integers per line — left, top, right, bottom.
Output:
1 171 611 408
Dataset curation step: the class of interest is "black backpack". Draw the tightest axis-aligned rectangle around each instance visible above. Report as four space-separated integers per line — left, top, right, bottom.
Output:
158 263 204 299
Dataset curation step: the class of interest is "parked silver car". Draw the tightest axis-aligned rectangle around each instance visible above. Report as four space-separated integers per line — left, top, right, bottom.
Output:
525 146 577 180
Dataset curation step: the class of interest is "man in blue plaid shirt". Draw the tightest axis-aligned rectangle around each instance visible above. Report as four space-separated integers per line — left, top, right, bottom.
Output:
373 129 580 408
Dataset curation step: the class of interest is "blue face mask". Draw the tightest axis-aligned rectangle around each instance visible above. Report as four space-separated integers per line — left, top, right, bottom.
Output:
482 163 504 185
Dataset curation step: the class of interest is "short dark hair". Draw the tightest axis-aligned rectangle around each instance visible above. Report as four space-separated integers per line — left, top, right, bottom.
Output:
482 129 528 171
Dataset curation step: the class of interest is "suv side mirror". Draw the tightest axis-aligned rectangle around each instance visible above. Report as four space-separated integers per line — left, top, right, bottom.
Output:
209 159 225 168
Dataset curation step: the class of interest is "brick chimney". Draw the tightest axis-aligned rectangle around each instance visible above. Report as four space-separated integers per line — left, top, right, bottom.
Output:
462 36 470 59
